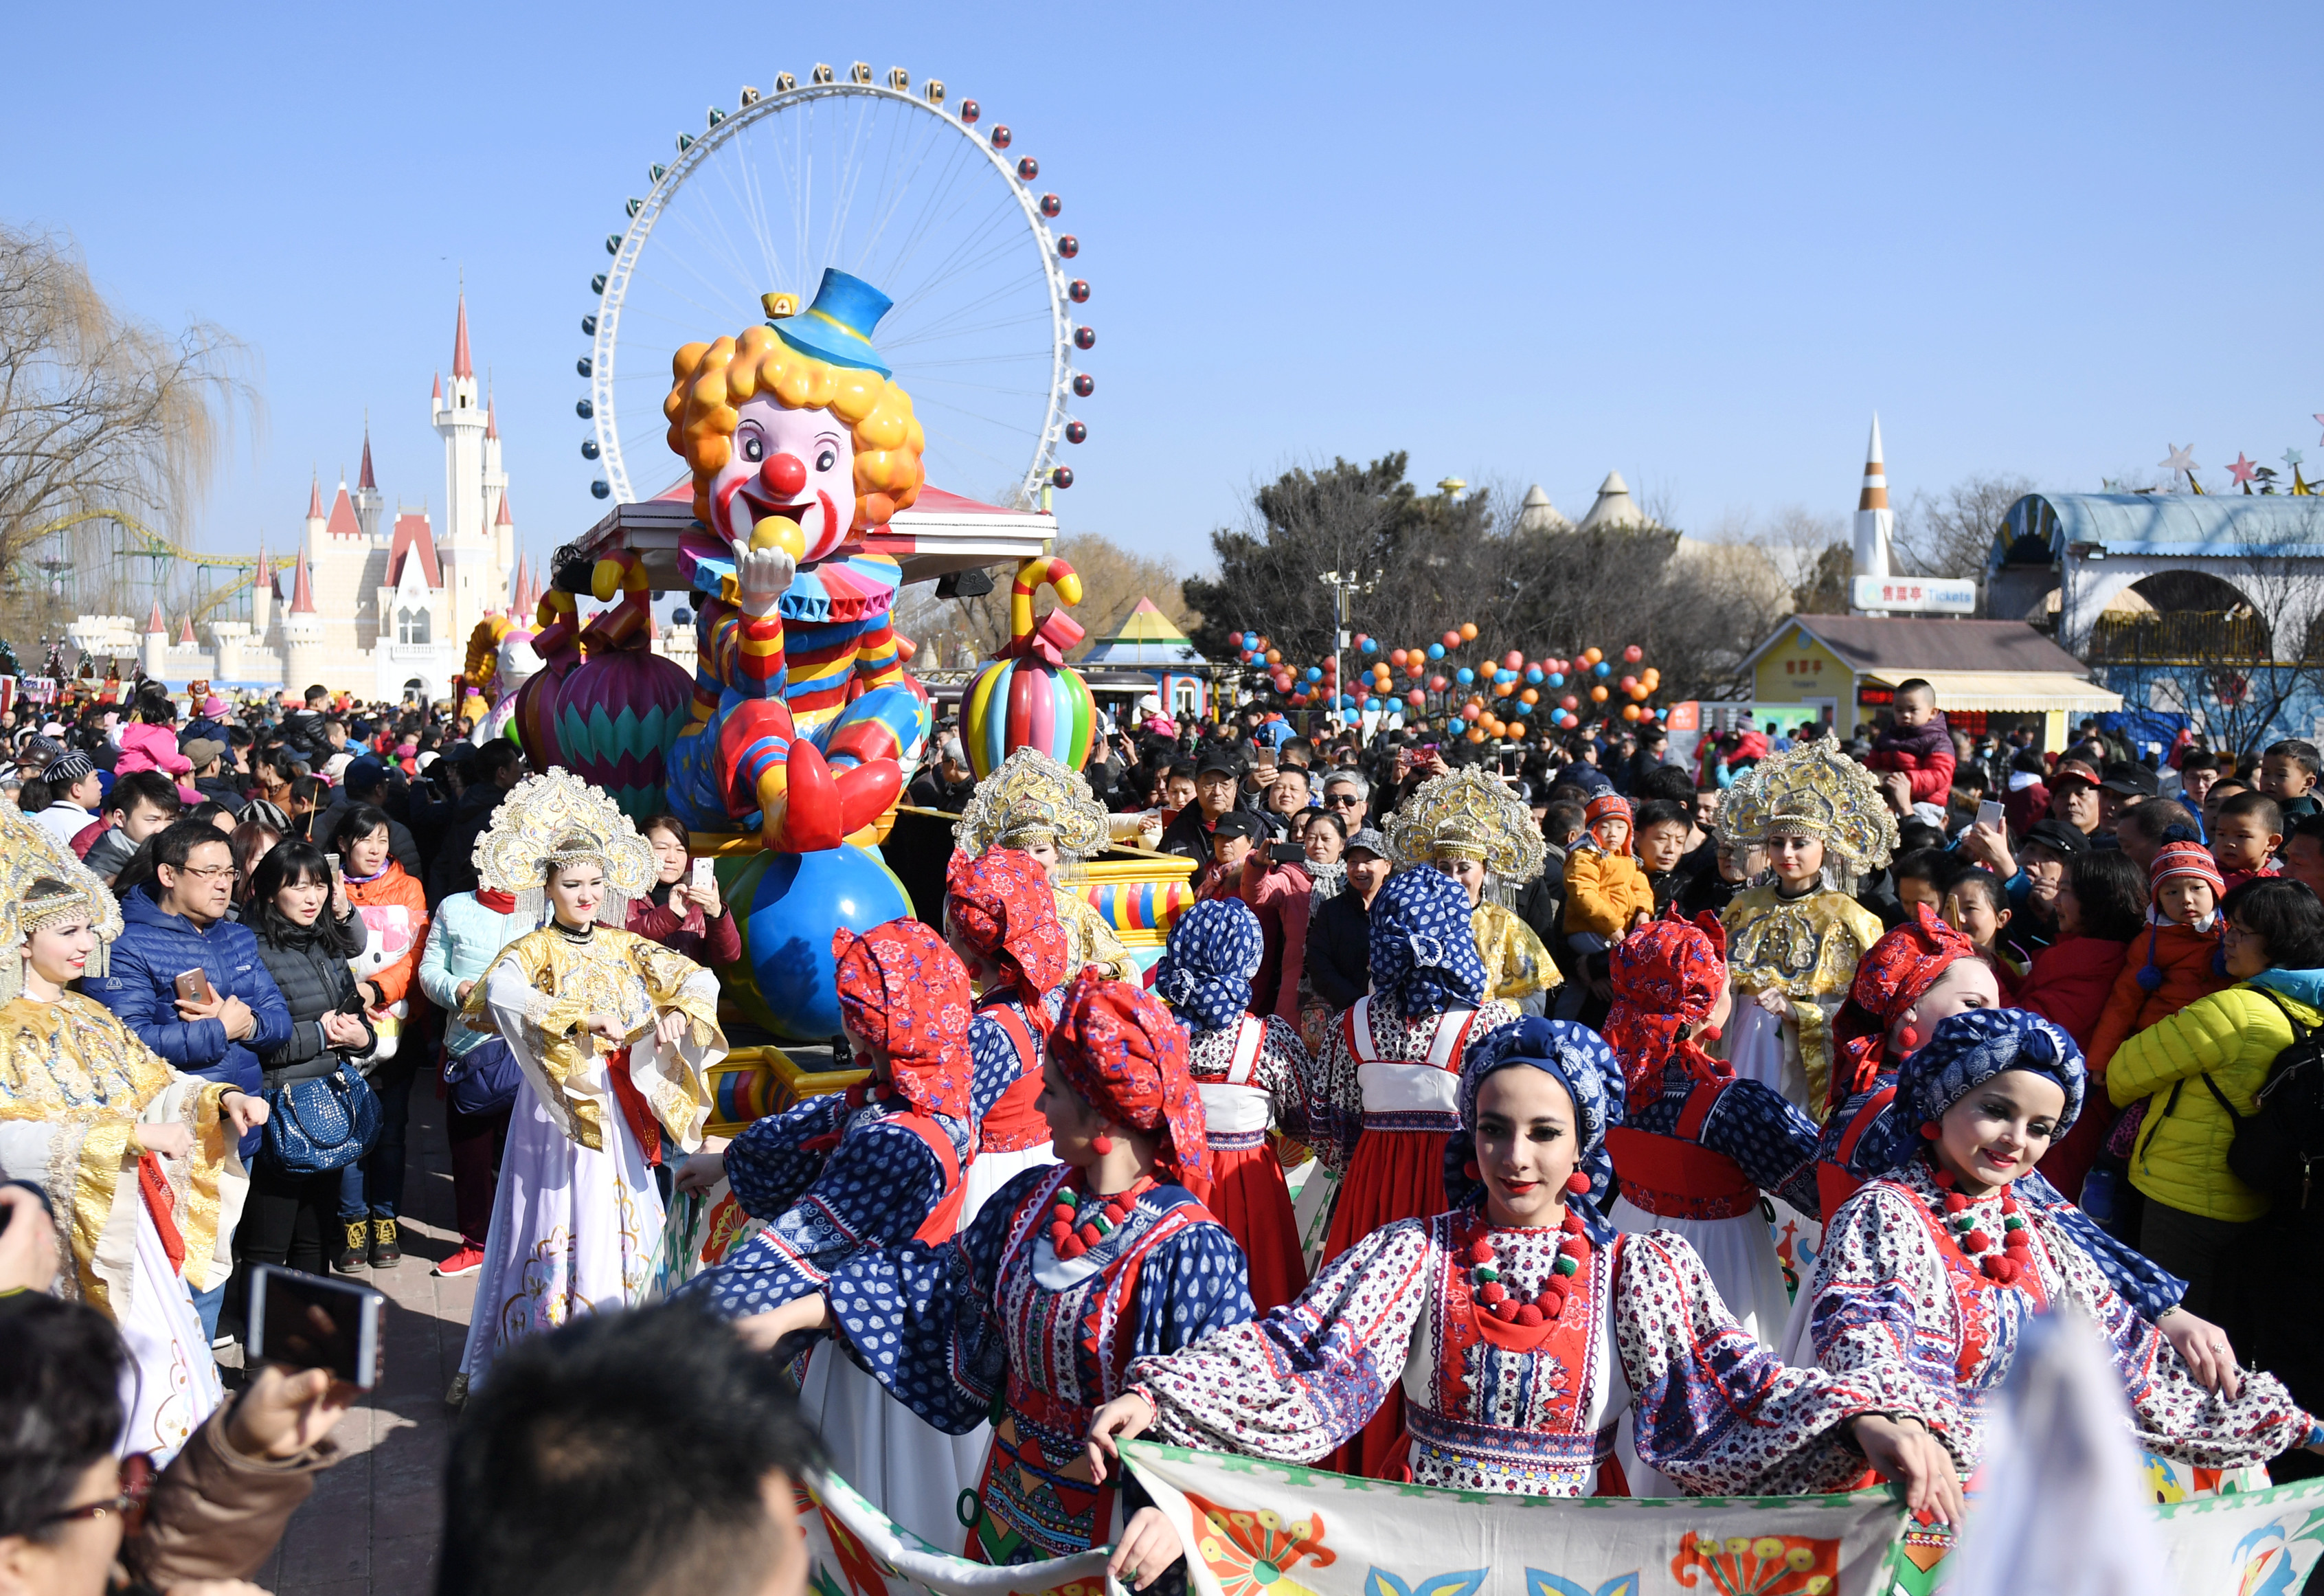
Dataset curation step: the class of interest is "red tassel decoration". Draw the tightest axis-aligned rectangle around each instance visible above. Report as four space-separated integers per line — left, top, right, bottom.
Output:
1463 1160 1481 1180
1919 1123 1941 1140
1092 1134 1113 1155
1564 1171 1593 1195
1514 1304 1544 1327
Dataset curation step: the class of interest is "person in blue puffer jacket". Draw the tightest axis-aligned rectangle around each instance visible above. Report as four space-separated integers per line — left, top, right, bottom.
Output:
92 818 294 1159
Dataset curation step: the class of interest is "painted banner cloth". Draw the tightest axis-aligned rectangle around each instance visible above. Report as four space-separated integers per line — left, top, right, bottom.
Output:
803 1468 1108 1596
1119 1440 1904 1596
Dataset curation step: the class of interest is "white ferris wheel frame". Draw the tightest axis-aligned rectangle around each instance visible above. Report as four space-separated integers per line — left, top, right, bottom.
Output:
587 76 1079 509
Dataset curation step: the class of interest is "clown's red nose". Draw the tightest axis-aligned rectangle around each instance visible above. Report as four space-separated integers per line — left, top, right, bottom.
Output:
760 453 807 499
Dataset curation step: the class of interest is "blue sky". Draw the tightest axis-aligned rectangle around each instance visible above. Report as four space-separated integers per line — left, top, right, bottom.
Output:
6 2 2321 585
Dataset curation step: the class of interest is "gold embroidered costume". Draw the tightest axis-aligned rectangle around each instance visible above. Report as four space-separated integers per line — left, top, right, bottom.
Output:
1715 746 1896 1119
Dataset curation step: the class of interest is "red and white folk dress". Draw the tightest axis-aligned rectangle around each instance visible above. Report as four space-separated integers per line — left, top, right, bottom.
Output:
1186 1010 1316 1314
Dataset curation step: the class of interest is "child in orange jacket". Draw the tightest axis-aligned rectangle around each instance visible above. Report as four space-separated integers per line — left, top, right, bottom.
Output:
2084 840 2230 1079
1564 793 1656 944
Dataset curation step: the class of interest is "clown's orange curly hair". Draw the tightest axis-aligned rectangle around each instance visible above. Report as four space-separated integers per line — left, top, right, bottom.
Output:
663 325 925 532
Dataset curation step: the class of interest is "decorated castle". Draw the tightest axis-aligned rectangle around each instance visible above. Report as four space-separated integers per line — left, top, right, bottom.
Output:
75 296 536 701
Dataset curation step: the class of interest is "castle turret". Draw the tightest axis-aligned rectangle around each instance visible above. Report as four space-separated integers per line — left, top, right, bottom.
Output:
139 600 169 681
352 421 384 541
280 553 327 690
431 294 497 650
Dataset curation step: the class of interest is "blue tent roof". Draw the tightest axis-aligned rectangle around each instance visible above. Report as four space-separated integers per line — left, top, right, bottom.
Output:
1996 492 2324 568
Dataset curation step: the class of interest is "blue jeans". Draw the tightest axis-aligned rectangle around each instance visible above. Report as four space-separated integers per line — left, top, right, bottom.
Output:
337 1059 414 1222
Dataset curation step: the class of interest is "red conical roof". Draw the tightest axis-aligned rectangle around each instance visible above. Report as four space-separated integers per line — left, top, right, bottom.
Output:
485 396 499 440
432 372 442 401
306 474 324 520
359 427 377 491
145 600 167 634
495 489 512 526
452 295 473 380
179 617 196 645
289 554 317 614
326 482 362 540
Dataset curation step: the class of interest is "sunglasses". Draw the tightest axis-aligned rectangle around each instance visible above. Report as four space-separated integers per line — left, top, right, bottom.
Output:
1323 794 1361 807
38 1452 152 1535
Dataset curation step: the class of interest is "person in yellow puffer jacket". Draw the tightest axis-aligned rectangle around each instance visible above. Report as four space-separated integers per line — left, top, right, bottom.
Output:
2107 877 2324 1320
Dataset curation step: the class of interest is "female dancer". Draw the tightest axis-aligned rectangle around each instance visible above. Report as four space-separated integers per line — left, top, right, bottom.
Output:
945 846 1071 1220
1310 863 1522 1476
1601 910 1819 1345
1087 1015 1956 1588
456 772 722 1395
1152 897 1316 1312
677 916 993 1552
1384 765 1557 1013
0 809 266 1463
1715 745 1893 1119
736 971 1250 1571
1809 1007 2320 1481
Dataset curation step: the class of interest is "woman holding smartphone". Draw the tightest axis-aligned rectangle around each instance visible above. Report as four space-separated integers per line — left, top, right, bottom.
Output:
627 813 741 967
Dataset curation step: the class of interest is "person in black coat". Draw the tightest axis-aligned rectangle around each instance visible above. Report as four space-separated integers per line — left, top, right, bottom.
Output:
1305 827 1390 1013
243 840 375 1278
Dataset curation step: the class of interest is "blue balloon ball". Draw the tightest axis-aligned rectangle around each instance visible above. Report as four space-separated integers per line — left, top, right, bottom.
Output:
1594 660 1612 677
1360 638 1378 653
1456 667 1474 684
1548 672 1564 687
1340 694 1355 709
1428 643 1445 660
1526 667 1544 684
1510 701 1530 717
1306 666 1322 682
743 845 913 1042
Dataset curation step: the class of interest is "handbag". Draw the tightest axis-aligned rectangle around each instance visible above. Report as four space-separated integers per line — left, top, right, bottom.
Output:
264 1062 383 1176
443 1035 523 1118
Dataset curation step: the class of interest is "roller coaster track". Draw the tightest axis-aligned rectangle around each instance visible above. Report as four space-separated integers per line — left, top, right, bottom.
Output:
14 510 261 629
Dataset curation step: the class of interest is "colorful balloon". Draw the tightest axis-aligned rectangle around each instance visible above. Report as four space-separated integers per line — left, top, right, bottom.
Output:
1442 630 1461 649
1428 643 1445 660
962 560 1097 779
1623 644 1643 663
1459 622 1478 642
555 552 695 820
1590 685 1609 703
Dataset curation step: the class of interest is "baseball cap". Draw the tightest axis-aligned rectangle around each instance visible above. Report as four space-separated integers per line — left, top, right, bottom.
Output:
2018 818 2091 858
1210 811 1263 843
179 737 227 771
2050 756 2102 789
1343 826 1388 859
1195 747 1244 778
2100 761 2160 798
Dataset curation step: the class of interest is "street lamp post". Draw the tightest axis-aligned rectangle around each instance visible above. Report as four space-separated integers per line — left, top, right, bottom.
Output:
1317 567 1382 739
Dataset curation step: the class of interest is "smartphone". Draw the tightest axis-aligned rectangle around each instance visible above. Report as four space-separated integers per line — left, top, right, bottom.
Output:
1976 799 2005 831
689 855 715 891
173 967 214 1005
246 1264 385 1389
1269 841 1307 867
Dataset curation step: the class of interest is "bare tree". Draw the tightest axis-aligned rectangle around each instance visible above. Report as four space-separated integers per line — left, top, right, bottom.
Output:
1892 473 2036 614
0 223 258 640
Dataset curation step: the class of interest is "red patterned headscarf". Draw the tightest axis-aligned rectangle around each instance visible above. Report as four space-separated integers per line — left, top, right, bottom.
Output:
1046 967 1211 1203
1828 903 1977 1113
831 919 975 1121
945 848 1071 1024
1603 910 1729 1109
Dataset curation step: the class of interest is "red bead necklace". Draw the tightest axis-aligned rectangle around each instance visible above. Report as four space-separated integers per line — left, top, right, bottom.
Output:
1466 1209 1590 1325
1047 1174 1155 1261
1930 1167 2034 1285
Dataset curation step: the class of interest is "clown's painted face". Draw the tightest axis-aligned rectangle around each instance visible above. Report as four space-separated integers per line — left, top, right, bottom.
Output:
712 394 858 563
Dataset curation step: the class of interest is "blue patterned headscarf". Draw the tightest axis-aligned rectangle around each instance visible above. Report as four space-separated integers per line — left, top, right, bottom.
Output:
1859 1007 2086 1176
1445 1017 1621 1239
1154 899 1263 1034
1369 866 1488 1018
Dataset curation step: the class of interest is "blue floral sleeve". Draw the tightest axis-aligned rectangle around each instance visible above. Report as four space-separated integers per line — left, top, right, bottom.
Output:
823 1166 1057 1434
1125 1223 1256 1363
722 1094 849 1219
1693 1079 1822 1215
2020 1170 2185 1318
968 1006 1031 1123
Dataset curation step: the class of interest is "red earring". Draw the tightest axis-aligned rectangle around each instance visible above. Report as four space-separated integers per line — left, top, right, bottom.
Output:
1897 1024 1919 1053
1564 1171 1593 1195
1919 1122 1941 1141
1092 1134 1114 1155
1700 1024 1722 1043
1463 1160 1480 1180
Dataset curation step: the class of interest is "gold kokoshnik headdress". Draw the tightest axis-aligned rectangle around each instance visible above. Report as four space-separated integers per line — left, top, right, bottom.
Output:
952 747 1109 863
0 798 122 1002
473 769 659 925
1718 743 1897 875
1384 765 1548 885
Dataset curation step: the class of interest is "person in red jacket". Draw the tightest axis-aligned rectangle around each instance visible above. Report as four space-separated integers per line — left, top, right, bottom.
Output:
2015 851 2149 1198
1863 679 1956 816
628 813 744 967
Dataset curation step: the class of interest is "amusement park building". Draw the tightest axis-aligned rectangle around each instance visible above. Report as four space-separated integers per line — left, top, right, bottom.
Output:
74 297 524 702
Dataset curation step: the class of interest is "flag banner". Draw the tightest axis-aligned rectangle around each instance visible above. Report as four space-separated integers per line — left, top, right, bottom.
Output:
1120 1439 1908 1596
2147 1479 2324 1596
802 1468 1109 1596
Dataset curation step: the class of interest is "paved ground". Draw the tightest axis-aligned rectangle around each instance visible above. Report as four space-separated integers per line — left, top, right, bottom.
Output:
252 1083 475 1596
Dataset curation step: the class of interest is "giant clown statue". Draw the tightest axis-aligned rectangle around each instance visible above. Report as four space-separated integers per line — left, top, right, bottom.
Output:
663 269 932 850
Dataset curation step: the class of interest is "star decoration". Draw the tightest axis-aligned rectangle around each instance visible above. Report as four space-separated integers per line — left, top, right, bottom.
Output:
2286 448 2305 469
2228 453 2259 486
2161 443 2199 479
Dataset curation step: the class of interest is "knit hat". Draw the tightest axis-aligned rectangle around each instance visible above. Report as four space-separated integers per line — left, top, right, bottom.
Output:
1583 792 1632 853
2148 840 2224 903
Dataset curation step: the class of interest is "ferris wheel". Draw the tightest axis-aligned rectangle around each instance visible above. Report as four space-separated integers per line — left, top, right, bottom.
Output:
581 63 1092 511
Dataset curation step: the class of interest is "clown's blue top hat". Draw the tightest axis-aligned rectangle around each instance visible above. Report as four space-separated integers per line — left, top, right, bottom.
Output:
774 268 894 379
